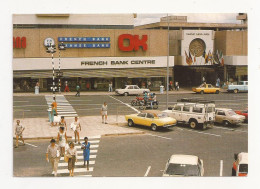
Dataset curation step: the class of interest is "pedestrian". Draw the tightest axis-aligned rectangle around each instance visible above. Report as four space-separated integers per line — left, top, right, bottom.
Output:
46 139 60 177
59 116 67 131
66 142 77 177
50 104 57 127
101 102 108 124
81 137 91 170
175 81 179 91
14 120 25 148
147 80 151 90
71 117 81 144
108 81 113 92
57 126 67 157
75 84 80 97
169 81 173 91
86 81 90 91
202 76 206 84
216 77 220 87
94 81 97 90
64 81 70 92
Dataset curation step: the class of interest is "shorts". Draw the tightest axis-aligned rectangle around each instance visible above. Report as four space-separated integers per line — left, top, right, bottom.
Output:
101 111 107 116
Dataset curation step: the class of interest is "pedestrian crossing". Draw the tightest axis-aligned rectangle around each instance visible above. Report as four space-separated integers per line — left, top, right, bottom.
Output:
56 135 101 177
45 95 78 118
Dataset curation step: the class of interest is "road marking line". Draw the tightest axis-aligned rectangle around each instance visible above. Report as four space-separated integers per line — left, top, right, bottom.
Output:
214 127 248 133
18 141 37 147
185 129 221 137
57 167 93 174
75 145 99 149
69 100 92 101
60 155 96 160
109 95 140 113
13 101 29 102
144 166 151 177
146 134 172 140
220 160 223 176
14 109 31 112
58 161 95 167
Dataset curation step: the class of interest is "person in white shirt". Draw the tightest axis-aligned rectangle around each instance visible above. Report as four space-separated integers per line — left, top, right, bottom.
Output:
15 120 25 148
46 139 60 177
101 102 108 124
108 81 113 92
71 117 81 144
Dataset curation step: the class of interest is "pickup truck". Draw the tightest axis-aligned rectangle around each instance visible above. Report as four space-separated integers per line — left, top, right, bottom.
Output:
227 81 248 93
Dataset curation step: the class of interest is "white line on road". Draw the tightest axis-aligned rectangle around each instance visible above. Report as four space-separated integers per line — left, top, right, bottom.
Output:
147 134 172 140
69 100 92 101
14 101 29 102
185 129 221 137
144 166 151 177
18 141 37 147
220 160 223 176
109 95 140 113
214 127 248 133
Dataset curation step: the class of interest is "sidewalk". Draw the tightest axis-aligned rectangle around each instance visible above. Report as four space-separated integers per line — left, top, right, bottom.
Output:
13 115 144 140
13 88 194 96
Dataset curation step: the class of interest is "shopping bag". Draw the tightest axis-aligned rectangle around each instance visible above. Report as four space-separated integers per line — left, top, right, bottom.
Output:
70 122 76 131
54 115 61 123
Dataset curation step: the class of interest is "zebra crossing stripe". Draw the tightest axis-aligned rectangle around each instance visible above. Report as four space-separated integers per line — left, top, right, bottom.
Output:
57 167 93 174
75 145 99 149
58 161 95 167
60 154 97 161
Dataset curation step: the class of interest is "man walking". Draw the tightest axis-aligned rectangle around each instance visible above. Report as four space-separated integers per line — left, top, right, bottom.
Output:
14 120 25 148
101 102 108 124
216 77 220 87
75 84 80 97
46 139 60 177
108 81 113 92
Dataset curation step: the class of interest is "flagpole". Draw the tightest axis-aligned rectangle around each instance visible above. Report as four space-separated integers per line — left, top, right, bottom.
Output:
166 13 170 109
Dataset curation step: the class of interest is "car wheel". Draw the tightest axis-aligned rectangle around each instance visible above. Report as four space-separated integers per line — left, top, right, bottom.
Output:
124 92 129 96
215 90 219 94
189 119 198 129
223 120 230 126
200 90 204 94
151 124 157 131
128 119 134 127
234 89 238 94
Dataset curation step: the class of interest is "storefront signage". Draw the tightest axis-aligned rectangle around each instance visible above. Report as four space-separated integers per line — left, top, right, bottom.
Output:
13 37 26 49
63 43 110 48
118 34 148 52
58 37 110 42
81 60 155 66
57 37 111 48
44 37 55 47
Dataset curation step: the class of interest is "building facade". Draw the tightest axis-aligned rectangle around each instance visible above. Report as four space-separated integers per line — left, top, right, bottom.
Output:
13 14 174 92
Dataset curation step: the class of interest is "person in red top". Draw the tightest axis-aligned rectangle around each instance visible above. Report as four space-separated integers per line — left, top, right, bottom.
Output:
86 81 90 91
64 81 70 92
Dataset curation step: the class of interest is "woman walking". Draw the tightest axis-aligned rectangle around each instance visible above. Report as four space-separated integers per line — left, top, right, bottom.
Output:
81 137 91 170
57 127 67 157
50 104 57 127
59 116 67 131
66 142 77 177
71 117 81 144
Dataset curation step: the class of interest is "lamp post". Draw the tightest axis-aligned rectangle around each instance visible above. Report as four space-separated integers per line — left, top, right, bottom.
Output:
166 13 170 109
46 43 57 101
58 42 66 93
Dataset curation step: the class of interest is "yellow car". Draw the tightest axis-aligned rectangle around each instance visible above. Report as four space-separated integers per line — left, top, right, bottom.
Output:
192 84 220 94
125 110 177 131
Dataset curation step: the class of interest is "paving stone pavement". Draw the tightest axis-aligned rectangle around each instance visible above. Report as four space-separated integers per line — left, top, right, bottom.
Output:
13 115 142 139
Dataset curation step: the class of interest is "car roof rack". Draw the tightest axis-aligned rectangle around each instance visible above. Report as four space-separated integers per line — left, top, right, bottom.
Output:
177 98 215 104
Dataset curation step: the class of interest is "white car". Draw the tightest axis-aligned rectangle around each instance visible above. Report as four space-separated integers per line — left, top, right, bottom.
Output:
215 108 245 126
115 85 150 96
232 152 248 176
163 154 204 176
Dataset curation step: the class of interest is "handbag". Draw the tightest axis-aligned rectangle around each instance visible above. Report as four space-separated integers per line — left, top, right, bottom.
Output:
54 115 61 123
64 154 72 162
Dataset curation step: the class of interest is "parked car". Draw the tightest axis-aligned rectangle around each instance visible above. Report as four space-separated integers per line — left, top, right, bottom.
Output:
215 108 245 126
192 83 220 94
163 154 204 177
115 85 150 96
235 109 248 122
125 110 177 131
232 152 248 176
227 81 248 93
163 98 215 130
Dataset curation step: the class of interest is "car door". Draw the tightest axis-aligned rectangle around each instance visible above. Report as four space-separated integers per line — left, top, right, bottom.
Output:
207 84 214 93
170 105 183 121
145 113 155 126
127 85 134 94
216 110 226 123
244 82 248 92
133 85 140 95
135 113 146 125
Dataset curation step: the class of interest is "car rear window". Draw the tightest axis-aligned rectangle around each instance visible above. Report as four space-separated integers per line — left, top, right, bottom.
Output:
165 163 200 176
137 113 146 117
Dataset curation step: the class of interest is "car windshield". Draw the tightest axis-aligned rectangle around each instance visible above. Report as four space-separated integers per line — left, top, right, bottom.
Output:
228 110 237 116
165 163 200 176
158 113 168 118
239 164 248 173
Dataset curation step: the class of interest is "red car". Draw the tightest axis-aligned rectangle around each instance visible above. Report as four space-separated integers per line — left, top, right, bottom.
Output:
235 109 248 122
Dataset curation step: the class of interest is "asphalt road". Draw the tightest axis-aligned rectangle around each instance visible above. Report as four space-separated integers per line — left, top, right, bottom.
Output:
13 92 248 118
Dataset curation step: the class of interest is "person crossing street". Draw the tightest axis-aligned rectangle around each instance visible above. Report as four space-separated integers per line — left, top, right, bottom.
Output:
101 102 108 124
81 137 91 170
46 139 60 177
75 84 80 97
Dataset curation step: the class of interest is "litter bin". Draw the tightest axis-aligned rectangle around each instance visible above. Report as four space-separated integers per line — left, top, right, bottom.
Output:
35 86 39 94
160 85 164 94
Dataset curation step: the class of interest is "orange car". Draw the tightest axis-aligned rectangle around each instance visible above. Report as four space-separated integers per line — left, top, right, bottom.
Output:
192 84 220 94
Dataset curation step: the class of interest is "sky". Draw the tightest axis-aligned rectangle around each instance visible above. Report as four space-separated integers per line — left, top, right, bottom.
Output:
134 13 241 26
